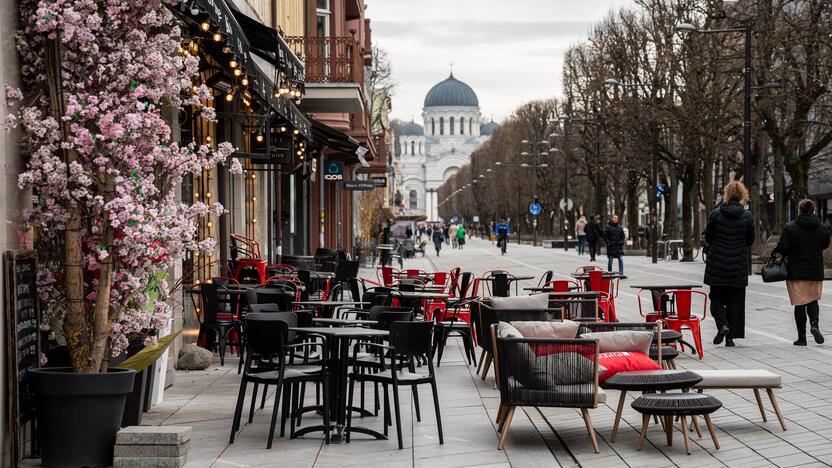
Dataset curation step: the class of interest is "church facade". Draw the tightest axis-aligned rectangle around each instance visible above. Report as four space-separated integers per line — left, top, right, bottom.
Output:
394 73 497 221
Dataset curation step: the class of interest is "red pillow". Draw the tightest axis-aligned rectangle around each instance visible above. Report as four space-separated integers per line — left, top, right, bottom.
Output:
597 352 661 383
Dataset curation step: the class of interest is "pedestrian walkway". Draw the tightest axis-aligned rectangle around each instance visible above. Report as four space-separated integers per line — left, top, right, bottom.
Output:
143 237 832 467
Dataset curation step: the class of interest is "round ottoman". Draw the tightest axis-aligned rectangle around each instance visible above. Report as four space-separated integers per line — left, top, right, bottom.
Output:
631 393 722 454
649 346 680 369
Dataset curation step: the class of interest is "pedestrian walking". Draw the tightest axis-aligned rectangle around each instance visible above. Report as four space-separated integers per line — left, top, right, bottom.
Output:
773 199 831 346
443 224 450 245
449 224 459 249
704 181 754 347
586 215 601 261
575 216 587 255
406 224 413 240
456 224 467 249
432 227 445 257
603 214 625 274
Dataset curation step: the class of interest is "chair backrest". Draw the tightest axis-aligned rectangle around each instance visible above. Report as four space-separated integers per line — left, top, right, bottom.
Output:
199 283 236 322
405 269 427 278
267 264 296 276
550 293 599 321
544 280 581 293
346 277 362 302
390 321 433 356
373 310 414 330
431 271 448 287
363 287 394 308
659 290 707 321
538 270 554 287
393 278 425 292
244 313 289 357
335 260 360 282
475 302 553 353
457 272 474 298
247 288 294 311
575 265 602 274
493 332 599 407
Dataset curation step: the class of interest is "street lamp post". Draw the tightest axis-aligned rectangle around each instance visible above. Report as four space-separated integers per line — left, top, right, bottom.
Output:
676 21 753 273
520 139 549 246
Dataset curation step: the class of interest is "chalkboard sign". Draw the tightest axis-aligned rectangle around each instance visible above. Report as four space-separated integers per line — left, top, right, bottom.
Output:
4 250 39 464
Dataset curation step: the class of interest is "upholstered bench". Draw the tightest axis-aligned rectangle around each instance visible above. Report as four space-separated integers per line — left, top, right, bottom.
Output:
691 369 786 431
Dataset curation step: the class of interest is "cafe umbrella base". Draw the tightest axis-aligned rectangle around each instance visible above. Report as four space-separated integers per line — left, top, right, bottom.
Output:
31 367 136 467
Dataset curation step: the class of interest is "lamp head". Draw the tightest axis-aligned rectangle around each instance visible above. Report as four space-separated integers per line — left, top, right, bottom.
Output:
675 23 698 33
604 78 622 88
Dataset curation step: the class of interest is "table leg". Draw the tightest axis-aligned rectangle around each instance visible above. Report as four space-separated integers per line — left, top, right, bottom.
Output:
611 390 627 442
664 415 673 446
680 416 691 455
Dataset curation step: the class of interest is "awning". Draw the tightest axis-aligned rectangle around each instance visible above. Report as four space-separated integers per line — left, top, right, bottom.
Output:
249 55 311 138
311 120 371 164
229 7 304 90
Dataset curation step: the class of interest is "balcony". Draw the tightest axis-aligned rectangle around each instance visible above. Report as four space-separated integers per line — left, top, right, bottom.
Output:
286 36 365 114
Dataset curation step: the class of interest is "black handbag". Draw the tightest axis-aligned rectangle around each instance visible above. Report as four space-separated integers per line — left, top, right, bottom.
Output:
761 254 789 283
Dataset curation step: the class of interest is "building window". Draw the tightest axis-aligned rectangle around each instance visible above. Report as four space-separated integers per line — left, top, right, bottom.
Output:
450 117 454 135
410 141 415 155
409 190 418 210
316 0 330 37
460 117 465 135
418 141 422 154
440 117 444 135
431 118 435 135
469 119 473 135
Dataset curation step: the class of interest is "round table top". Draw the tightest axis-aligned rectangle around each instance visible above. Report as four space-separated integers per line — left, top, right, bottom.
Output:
572 272 626 279
631 392 722 416
312 318 378 327
630 284 701 290
603 369 703 391
290 326 388 338
655 329 683 343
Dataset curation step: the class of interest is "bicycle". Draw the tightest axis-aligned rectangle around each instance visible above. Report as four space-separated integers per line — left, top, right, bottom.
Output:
497 236 508 255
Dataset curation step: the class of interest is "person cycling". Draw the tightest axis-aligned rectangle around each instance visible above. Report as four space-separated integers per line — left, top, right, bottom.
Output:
493 220 511 255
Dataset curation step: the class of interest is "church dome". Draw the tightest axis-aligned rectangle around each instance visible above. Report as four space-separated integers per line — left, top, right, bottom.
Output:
480 120 499 136
424 74 479 108
401 120 424 136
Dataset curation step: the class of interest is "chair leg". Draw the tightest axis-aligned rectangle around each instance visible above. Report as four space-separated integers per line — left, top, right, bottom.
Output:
636 414 650 450
297 382 306 426
581 408 599 454
611 390 627 442
481 353 493 381
346 378 356 443
496 403 505 426
753 388 768 422
267 379 284 449
230 378 248 443
280 385 290 437
392 381 403 449
248 382 259 423
766 388 787 431
217 332 227 366
260 384 269 409
322 376 331 445
704 414 720 449
680 416 691 455
412 385 422 422
690 322 704 359
476 349 486 374
497 406 516 450
290 383 299 438
436 329 447 367
430 380 443 444
383 384 390 436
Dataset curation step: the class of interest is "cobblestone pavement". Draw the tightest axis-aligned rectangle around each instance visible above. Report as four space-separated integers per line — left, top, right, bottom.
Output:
145 237 832 467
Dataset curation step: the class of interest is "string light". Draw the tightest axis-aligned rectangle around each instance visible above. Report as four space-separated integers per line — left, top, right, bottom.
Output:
256 133 264 142
201 22 210 31
206 192 212 198
225 92 233 102
241 78 249 86
206 135 212 142
293 129 299 135
252 197 257 202
233 69 242 77
213 33 222 42
251 174 257 180
229 59 237 68
280 126 287 132
194 192 200 198
252 218 258 223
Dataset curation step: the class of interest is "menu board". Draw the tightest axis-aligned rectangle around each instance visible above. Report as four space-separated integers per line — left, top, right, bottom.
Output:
4 250 39 464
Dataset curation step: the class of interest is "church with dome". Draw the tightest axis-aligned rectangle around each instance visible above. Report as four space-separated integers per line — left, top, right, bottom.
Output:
395 73 498 221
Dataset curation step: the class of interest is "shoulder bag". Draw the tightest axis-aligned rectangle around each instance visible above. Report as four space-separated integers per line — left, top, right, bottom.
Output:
761 253 788 283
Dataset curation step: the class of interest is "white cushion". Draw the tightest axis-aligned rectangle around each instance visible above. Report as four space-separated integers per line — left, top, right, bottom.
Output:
580 331 654 354
497 321 522 338
597 387 607 404
490 293 549 310
692 369 782 389
511 320 579 339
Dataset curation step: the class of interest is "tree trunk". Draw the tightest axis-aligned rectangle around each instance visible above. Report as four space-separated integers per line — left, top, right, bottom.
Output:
773 146 786 233
681 166 695 262
667 168 679 239
89 175 116 372
626 172 640 249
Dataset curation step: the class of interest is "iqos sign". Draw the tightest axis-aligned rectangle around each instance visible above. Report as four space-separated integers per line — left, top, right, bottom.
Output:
324 161 344 181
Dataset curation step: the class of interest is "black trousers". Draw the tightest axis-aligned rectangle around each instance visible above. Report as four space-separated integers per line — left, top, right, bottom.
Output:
794 301 820 335
587 239 599 260
709 286 746 339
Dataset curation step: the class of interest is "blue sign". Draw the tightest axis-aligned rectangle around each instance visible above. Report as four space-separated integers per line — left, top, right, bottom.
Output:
529 202 542 215
656 183 668 198
324 161 344 181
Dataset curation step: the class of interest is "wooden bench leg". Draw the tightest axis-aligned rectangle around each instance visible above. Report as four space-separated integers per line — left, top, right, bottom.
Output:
753 388 768 422
680 416 692 455
704 414 720 449
766 388 787 431
611 390 627 442
497 406 516 450
636 414 650 450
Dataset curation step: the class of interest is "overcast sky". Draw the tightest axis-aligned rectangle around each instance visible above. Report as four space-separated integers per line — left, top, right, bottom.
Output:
365 0 636 124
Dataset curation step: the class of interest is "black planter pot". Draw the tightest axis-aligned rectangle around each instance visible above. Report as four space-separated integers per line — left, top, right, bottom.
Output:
32 367 136 467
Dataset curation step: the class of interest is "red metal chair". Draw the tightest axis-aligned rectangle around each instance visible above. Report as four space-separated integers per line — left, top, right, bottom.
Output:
659 290 708 359
542 279 582 293
405 269 428 278
377 266 398 287
637 289 661 323
587 271 619 322
230 234 266 284
575 265 602 275
429 271 449 289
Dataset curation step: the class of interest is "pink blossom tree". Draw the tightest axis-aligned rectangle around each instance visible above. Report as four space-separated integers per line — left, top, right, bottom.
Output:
8 0 240 372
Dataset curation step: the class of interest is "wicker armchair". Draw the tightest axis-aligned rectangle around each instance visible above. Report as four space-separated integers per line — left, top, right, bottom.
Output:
471 301 562 382
490 324 602 452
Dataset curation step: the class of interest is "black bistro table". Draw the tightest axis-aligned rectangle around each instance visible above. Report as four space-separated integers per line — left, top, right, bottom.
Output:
312 318 378 327
479 274 535 297
297 300 369 318
290 327 389 443
603 369 703 442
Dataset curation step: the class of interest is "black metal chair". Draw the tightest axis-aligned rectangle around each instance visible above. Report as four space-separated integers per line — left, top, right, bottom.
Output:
432 297 479 367
230 313 330 448
196 282 243 366
492 325 601 452
346 321 443 449
537 270 554 288
246 287 295 312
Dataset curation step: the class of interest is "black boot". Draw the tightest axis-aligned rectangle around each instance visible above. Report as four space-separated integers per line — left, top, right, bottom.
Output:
794 335 807 346
713 326 730 345
807 301 824 344
725 337 736 347
795 305 809 346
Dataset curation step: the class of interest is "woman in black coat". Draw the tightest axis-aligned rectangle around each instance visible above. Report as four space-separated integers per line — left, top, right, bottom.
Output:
704 181 755 347
586 215 601 262
432 228 445 257
773 199 831 345
603 214 625 274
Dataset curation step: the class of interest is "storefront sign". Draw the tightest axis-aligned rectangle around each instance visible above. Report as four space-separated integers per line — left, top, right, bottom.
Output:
344 180 375 191
324 161 344 181
371 177 387 188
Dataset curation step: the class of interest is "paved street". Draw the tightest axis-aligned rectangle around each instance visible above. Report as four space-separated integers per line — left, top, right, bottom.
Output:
146 237 832 467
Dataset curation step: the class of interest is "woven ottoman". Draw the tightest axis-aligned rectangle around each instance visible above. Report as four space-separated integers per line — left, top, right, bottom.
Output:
632 393 721 455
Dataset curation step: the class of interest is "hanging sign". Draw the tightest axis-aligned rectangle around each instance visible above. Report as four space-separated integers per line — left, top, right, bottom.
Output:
324 161 344 181
344 180 375 191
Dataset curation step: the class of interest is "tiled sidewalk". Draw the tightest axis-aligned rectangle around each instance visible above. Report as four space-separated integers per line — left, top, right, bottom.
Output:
142 237 832 467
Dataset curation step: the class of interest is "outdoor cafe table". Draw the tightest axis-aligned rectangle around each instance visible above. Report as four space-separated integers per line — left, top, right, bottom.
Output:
297 301 369 318
289 327 389 443
630 283 702 316
312 318 378 327
479 274 536 297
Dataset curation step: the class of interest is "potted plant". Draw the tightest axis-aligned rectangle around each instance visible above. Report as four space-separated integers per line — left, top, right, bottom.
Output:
7 2 239 466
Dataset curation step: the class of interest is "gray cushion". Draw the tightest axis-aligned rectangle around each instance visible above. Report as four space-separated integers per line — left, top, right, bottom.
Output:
490 293 549 310
497 321 523 338
580 331 654 354
691 369 782 388
511 320 579 339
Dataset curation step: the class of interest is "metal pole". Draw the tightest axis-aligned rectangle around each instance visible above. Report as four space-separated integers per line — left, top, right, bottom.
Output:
563 121 569 252
319 151 325 248
650 121 659 264
743 22 753 275
533 142 539 247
